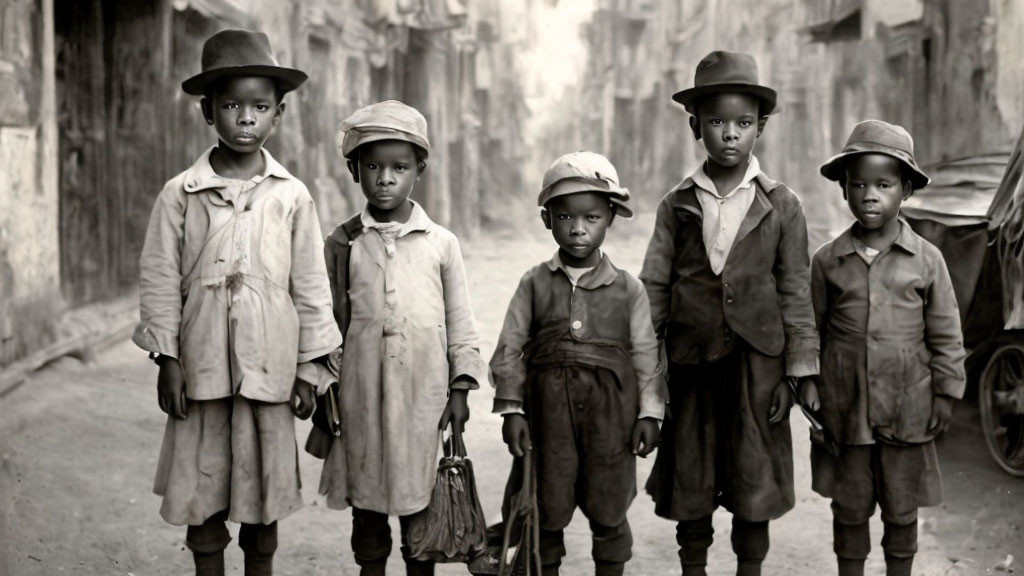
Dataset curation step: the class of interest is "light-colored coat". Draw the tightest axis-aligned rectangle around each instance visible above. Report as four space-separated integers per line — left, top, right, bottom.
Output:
320 202 488 515
133 147 342 402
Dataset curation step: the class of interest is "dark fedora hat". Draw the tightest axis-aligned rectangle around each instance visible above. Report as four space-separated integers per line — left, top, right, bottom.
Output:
182 29 307 96
820 120 930 190
672 50 777 115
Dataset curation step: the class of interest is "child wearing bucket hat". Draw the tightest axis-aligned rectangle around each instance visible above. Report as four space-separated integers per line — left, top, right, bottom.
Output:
641 50 819 576
313 100 488 576
802 120 966 576
132 29 341 576
490 151 665 576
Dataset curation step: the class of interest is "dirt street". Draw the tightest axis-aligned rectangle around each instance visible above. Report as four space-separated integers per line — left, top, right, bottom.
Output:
0 216 1021 575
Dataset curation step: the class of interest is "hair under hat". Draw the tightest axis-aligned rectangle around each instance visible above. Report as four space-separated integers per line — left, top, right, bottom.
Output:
338 100 431 160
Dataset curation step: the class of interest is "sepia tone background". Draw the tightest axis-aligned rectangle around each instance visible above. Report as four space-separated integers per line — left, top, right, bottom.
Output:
0 0 1022 574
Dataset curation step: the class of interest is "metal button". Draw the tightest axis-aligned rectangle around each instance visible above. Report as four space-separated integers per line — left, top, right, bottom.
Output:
726 298 734 304
571 320 582 330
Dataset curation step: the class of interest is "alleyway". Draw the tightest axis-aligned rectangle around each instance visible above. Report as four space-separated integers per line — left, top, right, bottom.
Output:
0 216 1021 576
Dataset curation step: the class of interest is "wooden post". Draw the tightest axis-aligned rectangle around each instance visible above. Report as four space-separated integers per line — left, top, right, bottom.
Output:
404 28 451 227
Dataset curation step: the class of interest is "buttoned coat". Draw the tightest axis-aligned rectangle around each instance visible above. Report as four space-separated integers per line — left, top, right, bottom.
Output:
641 173 818 372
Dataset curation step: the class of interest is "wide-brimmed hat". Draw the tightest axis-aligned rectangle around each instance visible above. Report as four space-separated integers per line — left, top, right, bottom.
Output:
672 50 777 115
338 100 431 159
182 29 307 96
538 151 633 219
820 120 930 190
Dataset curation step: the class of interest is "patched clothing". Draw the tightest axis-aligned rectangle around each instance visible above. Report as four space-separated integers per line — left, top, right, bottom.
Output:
490 253 664 535
134 147 342 403
811 220 966 445
318 202 488 515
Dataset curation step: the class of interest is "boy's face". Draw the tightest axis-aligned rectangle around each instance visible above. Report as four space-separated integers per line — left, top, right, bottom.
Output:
843 153 911 231
202 76 283 155
690 92 765 169
541 192 614 268
348 140 421 222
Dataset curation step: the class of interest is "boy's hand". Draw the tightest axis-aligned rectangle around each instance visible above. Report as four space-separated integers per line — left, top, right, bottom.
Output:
631 417 661 457
768 380 794 424
438 388 470 434
799 377 820 412
502 413 532 457
291 379 315 420
156 356 188 420
928 395 954 436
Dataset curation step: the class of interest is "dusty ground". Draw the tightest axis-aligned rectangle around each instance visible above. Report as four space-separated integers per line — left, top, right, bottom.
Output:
0 215 1021 575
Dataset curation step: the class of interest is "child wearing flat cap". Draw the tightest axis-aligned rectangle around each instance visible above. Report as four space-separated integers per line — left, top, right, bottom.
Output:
640 50 818 575
133 29 341 576
802 120 966 576
315 100 488 576
490 151 665 576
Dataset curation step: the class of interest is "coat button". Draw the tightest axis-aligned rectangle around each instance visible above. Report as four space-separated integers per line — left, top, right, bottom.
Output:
571 320 582 330
726 298 734 304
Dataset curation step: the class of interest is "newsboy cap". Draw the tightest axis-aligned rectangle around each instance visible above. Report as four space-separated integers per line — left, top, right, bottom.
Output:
338 100 431 160
182 29 307 96
820 120 930 190
672 50 777 115
538 151 633 219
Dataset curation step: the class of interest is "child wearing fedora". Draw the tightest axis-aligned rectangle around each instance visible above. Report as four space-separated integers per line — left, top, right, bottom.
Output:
640 50 819 576
802 120 966 576
133 30 341 576
316 100 488 576
491 151 664 576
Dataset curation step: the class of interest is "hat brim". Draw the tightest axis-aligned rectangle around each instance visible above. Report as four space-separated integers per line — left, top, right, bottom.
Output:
340 129 431 160
538 179 634 219
672 83 778 115
182 65 308 96
820 145 930 190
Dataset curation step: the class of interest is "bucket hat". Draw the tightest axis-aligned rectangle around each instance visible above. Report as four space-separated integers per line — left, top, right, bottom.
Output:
182 29 307 96
538 151 633 219
820 120 930 190
338 100 431 159
672 50 777 115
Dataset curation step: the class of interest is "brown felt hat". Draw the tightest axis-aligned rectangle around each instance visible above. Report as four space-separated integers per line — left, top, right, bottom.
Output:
182 29 307 96
672 50 777 115
820 120 930 190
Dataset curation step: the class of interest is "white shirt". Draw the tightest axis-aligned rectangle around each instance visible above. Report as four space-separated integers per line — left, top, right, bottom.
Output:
690 156 761 275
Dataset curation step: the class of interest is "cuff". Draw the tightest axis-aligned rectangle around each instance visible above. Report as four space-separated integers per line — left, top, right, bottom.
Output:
493 399 525 415
638 403 665 421
785 350 820 378
132 323 179 359
295 361 338 396
933 376 966 400
449 374 479 391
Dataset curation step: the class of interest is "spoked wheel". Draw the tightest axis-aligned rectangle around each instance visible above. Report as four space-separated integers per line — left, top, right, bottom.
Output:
979 343 1024 477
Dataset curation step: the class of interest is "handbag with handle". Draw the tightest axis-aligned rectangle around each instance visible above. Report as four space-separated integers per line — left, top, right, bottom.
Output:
405 428 489 564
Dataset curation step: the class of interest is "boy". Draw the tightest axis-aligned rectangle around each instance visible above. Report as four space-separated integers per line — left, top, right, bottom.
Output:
802 120 966 576
491 151 665 576
317 100 489 576
640 51 819 576
133 30 341 576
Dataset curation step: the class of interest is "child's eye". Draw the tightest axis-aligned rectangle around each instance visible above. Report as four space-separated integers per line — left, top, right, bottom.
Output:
366 163 378 170
740 120 752 128
557 214 572 220
587 215 601 222
709 119 723 126
223 102 238 109
256 104 270 112
395 165 407 172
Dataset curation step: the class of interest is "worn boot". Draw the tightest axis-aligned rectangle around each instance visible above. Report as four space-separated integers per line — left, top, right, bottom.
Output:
595 560 625 576
193 551 225 576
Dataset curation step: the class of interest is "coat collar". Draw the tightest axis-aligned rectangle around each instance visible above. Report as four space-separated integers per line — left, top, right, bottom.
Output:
684 156 762 199
670 167 781 247
544 251 619 289
359 200 433 237
833 218 920 257
182 146 293 193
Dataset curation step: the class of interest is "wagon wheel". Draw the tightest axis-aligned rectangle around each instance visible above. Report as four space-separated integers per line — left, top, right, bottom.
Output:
979 343 1024 477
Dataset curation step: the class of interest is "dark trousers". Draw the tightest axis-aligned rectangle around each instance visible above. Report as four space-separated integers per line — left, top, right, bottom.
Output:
676 515 769 574
351 507 434 575
538 517 633 568
186 509 277 575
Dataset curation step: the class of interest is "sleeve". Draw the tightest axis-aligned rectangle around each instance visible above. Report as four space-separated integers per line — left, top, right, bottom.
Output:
811 250 829 355
924 250 968 399
489 271 535 410
440 234 487 390
493 399 526 416
639 195 677 339
627 278 667 420
774 193 820 378
290 194 343 364
132 185 186 359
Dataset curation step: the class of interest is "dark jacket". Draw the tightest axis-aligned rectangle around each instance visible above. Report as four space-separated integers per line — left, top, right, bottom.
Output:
640 173 818 372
